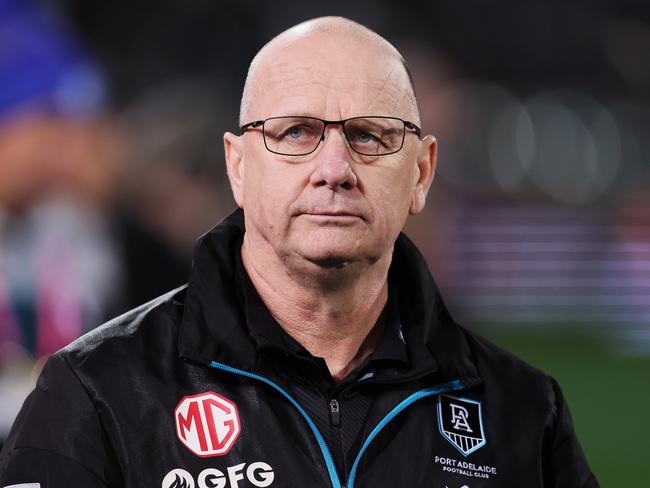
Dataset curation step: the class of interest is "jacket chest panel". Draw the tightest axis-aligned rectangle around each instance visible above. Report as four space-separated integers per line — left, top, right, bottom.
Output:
355 395 544 488
97 363 545 487
107 378 330 487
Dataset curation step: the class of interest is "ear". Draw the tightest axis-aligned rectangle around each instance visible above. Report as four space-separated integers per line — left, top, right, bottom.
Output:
224 132 244 207
409 135 437 215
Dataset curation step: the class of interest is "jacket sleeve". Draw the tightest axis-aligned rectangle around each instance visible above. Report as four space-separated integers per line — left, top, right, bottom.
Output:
0 354 123 487
544 376 599 488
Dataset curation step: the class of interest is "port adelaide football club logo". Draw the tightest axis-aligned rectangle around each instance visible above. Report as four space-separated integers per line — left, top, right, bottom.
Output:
437 395 486 456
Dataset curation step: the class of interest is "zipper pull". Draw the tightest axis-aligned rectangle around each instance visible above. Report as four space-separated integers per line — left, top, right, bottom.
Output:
330 398 340 426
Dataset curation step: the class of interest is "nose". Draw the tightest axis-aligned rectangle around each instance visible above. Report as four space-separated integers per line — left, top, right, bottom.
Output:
309 128 358 190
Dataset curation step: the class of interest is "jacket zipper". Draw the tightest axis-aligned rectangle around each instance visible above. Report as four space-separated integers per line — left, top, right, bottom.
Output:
329 398 346 482
208 360 465 488
330 399 340 426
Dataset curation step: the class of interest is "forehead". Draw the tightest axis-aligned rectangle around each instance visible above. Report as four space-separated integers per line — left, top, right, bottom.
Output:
248 34 414 120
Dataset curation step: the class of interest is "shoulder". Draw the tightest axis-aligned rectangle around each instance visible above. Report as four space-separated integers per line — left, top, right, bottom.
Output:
460 326 561 415
57 284 187 374
462 327 547 379
0 286 188 481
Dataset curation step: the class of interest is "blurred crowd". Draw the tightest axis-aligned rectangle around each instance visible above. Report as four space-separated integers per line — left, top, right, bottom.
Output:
1 0 649 443
0 0 236 438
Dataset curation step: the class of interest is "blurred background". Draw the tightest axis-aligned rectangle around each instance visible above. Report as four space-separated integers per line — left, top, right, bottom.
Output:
0 0 648 484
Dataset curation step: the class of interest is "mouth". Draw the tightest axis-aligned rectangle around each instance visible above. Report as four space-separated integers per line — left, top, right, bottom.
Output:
300 210 366 222
302 209 363 219
306 210 358 217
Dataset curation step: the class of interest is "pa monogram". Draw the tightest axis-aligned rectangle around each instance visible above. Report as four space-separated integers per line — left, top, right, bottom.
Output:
437 395 486 456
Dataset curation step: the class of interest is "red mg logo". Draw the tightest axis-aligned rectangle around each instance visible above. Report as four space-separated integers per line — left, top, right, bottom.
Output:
175 392 241 457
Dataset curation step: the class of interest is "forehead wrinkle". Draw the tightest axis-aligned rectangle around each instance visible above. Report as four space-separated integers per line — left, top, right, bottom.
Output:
369 58 420 121
255 61 409 120
265 60 313 85
361 64 412 117
246 60 324 118
256 68 331 118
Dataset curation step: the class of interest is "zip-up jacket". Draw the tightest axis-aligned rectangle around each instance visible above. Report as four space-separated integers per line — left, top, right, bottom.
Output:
0 210 598 487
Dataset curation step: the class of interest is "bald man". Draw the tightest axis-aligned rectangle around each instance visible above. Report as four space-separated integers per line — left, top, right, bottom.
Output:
0 17 597 488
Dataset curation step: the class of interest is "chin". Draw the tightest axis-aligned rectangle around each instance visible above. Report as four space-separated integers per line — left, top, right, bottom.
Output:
295 254 361 291
292 241 353 265
282 232 385 271
305 254 356 270
281 243 386 290
299 244 382 269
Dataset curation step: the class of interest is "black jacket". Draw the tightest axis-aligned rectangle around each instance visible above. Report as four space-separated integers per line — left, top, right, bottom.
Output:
0 210 598 487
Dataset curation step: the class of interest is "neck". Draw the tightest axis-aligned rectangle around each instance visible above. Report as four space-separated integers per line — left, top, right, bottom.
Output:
241 236 392 382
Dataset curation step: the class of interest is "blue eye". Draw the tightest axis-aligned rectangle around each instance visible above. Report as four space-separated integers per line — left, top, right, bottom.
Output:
357 132 375 143
287 126 304 139
353 131 379 146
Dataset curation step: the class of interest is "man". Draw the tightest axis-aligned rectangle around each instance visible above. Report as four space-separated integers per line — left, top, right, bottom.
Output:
0 17 597 488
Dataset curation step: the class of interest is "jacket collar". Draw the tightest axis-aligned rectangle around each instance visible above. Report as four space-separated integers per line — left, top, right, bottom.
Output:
179 209 481 387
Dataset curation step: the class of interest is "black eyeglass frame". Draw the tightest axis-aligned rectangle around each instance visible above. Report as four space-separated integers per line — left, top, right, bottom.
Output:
239 115 422 157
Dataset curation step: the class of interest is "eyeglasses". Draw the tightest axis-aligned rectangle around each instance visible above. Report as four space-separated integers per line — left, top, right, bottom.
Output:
240 116 421 157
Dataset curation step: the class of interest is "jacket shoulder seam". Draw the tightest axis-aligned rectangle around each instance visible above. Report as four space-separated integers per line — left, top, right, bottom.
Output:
61 285 187 356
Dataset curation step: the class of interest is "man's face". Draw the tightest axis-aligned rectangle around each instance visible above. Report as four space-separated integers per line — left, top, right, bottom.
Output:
226 32 435 273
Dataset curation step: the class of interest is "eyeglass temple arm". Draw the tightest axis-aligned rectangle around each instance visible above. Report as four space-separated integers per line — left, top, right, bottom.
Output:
404 121 422 138
239 120 264 135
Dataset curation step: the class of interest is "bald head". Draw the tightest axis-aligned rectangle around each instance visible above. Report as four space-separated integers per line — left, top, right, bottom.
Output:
239 16 418 126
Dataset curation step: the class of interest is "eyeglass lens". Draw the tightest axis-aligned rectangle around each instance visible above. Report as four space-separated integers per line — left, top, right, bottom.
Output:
262 117 405 156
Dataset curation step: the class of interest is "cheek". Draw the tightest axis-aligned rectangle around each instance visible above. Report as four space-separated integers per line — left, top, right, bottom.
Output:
242 156 309 233
365 162 414 210
366 164 415 224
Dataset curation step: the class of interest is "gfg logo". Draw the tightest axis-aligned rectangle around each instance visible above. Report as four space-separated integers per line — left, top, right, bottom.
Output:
175 392 241 457
162 463 275 488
